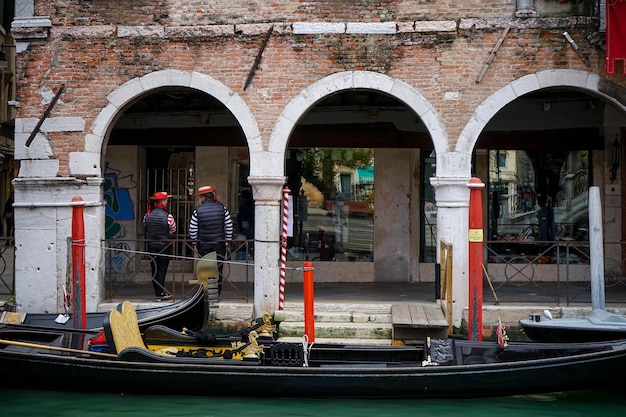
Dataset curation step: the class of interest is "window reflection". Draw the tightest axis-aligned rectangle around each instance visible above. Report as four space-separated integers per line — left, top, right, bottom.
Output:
288 148 374 262
489 150 590 262
419 149 590 264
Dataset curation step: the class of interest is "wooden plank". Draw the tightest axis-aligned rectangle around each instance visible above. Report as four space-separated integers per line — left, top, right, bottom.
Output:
393 304 448 329
391 304 411 325
408 304 426 325
424 305 448 327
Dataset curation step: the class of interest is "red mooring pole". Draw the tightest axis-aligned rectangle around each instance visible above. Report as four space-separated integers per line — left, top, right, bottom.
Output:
468 178 485 341
71 196 87 330
303 261 315 342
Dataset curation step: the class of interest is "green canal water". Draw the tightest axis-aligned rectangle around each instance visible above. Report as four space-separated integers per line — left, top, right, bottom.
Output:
0 388 623 416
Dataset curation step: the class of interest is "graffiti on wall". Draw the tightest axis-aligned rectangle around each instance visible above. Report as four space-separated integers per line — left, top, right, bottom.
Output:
104 170 135 239
104 167 139 282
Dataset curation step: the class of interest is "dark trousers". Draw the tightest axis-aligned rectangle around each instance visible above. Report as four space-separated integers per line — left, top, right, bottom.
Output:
148 242 172 296
197 242 226 295
5 218 13 243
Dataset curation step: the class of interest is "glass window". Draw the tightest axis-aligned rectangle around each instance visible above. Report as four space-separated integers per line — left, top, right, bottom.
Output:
422 150 437 263
287 148 374 262
488 150 590 262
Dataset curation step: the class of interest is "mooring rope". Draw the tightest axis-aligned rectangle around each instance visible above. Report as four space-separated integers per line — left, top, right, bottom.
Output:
82 243 302 270
302 334 315 367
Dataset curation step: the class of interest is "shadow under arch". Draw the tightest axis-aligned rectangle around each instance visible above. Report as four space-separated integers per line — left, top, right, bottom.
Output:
87 69 262 170
264 70 447 178
456 69 626 176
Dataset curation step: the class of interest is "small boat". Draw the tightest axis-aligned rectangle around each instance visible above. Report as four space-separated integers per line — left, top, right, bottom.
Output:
520 309 626 343
2 284 208 332
1 301 626 399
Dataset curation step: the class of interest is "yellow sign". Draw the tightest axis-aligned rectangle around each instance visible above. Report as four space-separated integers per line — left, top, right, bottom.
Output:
468 229 483 242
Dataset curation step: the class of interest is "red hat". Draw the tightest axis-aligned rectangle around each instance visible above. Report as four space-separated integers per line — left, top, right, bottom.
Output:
196 185 217 196
149 191 172 200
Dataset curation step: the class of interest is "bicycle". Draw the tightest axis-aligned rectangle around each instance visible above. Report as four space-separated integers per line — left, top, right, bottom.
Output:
604 258 626 287
504 256 535 286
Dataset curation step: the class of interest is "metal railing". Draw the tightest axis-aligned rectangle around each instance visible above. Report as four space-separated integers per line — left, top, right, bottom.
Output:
484 238 610 305
104 238 253 302
0 238 14 296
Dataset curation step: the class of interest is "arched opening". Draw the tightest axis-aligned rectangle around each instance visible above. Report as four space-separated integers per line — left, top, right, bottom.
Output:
468 84 626 300
102 84 254 301
284 89 435 284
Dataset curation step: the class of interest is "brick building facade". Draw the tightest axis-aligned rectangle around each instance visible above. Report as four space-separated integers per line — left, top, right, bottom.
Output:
6 0 626 325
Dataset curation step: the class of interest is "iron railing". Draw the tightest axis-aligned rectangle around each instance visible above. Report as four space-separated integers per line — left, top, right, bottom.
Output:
104 238 253 302
483 238 626 306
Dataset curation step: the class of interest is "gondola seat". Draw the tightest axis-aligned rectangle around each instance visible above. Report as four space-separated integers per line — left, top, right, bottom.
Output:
103 300 149 355
103 300 262 363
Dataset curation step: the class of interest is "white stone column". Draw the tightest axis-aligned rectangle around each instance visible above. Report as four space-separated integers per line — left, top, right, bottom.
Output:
12 177 105 314
247 175 286 318
430 176 471 328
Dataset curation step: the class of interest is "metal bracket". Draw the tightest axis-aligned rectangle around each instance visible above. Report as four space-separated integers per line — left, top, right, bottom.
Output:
25 83 65 147
243 25 274 91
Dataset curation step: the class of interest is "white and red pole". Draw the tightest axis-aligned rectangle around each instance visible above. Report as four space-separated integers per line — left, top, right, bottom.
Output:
279 187 290 310
71 196 87 329
468 178 485 341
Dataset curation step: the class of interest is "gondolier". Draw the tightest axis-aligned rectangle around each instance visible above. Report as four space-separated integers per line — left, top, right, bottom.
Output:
144 191 177 301
189 185 233 295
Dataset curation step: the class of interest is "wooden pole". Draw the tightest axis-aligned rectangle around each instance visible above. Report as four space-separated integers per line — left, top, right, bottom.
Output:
0 338 116 358
71 197 87 329
468 178 485 341
482 263 499 305
303 261 315 343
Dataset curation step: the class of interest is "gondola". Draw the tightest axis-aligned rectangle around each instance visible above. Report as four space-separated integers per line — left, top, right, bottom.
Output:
1 301 626 399
3 284 207 333
519 309 626 342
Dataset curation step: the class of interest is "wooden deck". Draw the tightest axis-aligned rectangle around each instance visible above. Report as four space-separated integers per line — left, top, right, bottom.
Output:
391 304 448 341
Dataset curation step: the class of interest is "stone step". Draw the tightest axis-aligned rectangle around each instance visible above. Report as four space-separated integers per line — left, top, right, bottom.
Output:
275 309 391 324
275 302 393 325
280 302 392 314
276 336 392 345
278 321 393 340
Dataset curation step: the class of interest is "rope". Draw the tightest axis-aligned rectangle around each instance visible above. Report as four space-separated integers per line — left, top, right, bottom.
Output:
302 334 314 367
83 243 302 270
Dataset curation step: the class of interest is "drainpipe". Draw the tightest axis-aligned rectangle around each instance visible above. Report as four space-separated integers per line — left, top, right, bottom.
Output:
515 0 537 18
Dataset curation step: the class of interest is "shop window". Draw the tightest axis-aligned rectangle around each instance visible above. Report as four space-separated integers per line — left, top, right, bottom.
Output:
287 148 374 262
488 149 590 263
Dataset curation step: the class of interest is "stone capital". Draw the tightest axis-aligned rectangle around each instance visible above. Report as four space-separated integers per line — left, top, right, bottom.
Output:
247 176 287 204
430 176 472 208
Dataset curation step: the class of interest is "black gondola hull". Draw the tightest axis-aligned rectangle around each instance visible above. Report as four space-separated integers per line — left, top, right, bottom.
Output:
1 330 625 399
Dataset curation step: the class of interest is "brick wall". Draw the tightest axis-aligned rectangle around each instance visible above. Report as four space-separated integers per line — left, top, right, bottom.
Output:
12 1 626 176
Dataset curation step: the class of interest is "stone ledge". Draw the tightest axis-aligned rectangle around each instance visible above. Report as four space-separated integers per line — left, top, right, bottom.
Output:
15 17 594 43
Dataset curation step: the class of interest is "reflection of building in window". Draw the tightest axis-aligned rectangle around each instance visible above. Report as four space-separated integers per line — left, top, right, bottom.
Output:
488 149 590 261
292 147 374 262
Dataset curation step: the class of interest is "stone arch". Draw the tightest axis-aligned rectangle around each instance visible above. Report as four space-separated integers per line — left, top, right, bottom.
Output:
262 71 447 177
85 70 262 168
455 69 626 177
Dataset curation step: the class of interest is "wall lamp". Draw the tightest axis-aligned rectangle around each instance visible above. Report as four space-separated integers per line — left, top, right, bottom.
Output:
610 134 621 182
